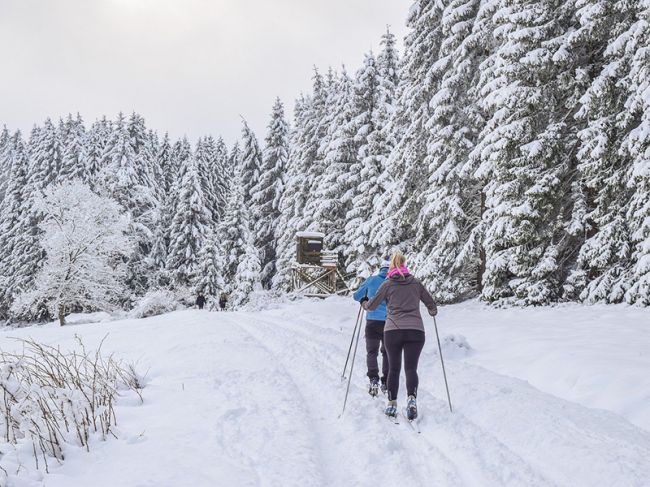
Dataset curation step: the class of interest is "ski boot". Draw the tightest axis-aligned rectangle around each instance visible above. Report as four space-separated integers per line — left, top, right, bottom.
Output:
385 400 398 418
380 379 387 395
368 377 379 397
406 395 417 421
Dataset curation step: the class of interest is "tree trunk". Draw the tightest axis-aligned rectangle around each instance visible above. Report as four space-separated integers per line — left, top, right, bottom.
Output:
477 190 486 292
58 303 66 326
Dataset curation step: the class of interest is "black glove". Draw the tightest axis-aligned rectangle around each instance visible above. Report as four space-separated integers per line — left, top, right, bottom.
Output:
360 296 369 305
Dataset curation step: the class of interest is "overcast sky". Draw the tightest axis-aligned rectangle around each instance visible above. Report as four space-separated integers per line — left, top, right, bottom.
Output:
0 0 408 145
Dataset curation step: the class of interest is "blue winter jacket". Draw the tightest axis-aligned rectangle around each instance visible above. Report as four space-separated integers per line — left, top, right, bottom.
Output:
353 267 388 321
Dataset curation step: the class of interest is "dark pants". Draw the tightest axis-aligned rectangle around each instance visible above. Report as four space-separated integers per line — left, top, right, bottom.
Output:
365 320 388 383
384 329 425 400
198 303 205 310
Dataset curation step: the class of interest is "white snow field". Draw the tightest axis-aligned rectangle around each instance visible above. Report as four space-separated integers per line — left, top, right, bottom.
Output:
1 297 649 487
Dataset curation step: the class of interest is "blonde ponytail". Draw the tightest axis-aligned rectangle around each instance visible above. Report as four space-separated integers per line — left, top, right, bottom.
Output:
389 251 406 275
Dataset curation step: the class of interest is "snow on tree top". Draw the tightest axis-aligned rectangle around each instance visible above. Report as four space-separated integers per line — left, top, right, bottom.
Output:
296 231 325 239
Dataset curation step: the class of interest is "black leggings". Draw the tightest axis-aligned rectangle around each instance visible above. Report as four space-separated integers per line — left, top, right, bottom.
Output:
384 329 425 401
365 320 388 382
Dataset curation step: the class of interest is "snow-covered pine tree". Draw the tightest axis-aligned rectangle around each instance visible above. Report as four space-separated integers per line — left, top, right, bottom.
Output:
166 156 210 288
252 97 289 287
0 131 30 318
197 229 226 302
240 120 263 203
217 163 258 297
293 69 329 233
146 129 164 201
60 113 88 182
99 112 158 294
344 52 383 277
10 181 132 325
127 112 158 191
345 28 401 278
564 0 640 303
85 117 112 184
0 126 11 203
468 0 579 304
302 68 338 228
194 136 219 223
620 1 650 304
213 136 230 217
29 118 63 190
273 96 308 290
227 140 241 179
166 137 193 214
230 228 262 309
310 68 357 254
368 0 446 257
273 72 331 290
157 132 174 194
148 133 177 287
412 0 485 302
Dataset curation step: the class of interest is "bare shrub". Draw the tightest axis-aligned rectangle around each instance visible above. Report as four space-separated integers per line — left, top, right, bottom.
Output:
0 335 144 479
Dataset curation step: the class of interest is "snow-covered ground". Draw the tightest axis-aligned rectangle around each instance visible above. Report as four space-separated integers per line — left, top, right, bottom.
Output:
1 297 649 486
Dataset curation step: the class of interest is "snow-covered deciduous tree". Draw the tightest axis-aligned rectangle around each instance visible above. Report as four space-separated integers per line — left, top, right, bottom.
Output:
10 181 132 325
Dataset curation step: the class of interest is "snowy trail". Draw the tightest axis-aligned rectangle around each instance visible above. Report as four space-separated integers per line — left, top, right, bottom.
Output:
1 298 649 486
236 313 552 487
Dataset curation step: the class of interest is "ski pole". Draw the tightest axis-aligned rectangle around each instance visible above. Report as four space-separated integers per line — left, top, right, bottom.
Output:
339 309 364 418
341 304 363 382
433 316 453 413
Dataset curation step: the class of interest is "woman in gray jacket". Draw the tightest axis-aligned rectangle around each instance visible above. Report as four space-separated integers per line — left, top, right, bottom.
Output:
361 251 437 420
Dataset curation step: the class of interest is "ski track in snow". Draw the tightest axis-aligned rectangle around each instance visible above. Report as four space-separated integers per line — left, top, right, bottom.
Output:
239 310 554 487
1 299 649 487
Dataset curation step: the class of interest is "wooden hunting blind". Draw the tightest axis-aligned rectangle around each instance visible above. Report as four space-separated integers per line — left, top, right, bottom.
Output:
296 232 324 265
291 231 353 297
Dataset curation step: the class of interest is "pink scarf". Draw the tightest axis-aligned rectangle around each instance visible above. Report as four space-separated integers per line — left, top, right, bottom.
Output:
387 265 410 278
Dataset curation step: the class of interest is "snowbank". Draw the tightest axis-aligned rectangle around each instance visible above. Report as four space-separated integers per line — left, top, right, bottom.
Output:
442 300 650 432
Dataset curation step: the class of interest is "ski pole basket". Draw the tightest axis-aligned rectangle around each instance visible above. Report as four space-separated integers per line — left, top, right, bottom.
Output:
291 232 352 297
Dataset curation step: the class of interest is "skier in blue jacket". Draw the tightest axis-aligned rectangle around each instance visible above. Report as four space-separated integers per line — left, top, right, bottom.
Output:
353 257 390 397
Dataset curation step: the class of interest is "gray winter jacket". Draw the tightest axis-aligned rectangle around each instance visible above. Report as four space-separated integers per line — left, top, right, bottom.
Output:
362 274 437 332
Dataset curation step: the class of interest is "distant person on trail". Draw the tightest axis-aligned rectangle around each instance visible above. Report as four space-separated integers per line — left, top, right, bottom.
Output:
196 293 206 310
219 293 228 311
353 256 390 397
361 250 437 421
